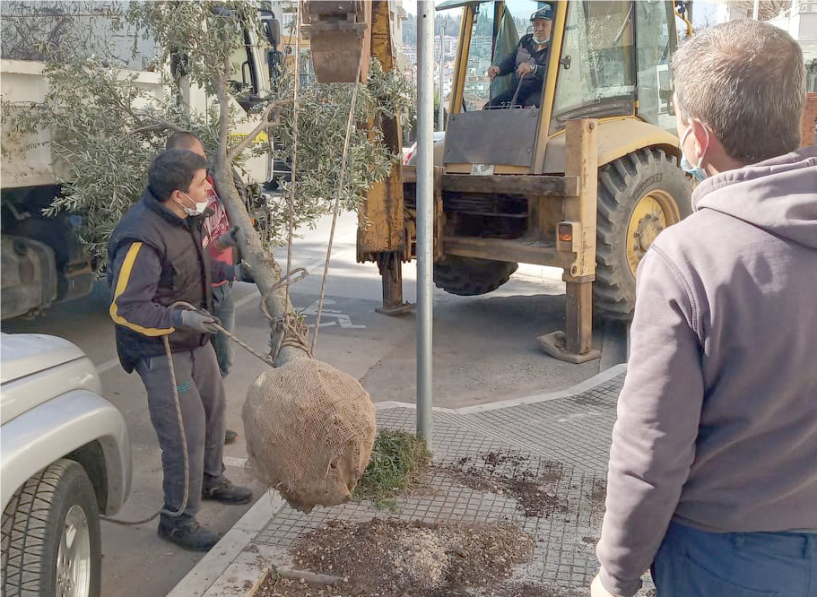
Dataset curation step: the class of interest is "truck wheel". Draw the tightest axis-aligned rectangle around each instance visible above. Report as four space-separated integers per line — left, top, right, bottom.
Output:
434 257 518 296
595 148 693 319
2 459 101 597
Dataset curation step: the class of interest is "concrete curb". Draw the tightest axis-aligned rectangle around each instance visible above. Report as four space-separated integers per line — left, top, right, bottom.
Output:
166 363 626 597
374 363 627 414
165 491 286 597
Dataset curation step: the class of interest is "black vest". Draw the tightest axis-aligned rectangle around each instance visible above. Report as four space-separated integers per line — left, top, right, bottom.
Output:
108 189 214 372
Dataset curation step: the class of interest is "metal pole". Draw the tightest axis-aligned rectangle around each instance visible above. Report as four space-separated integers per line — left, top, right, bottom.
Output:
417 0 435 449
752 0 760 19
438 30 445 131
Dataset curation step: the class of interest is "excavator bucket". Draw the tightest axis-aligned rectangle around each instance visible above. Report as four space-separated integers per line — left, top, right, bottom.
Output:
301 1 371 83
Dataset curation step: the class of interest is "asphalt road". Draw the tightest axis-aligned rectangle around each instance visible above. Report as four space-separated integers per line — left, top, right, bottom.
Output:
1 212 627 597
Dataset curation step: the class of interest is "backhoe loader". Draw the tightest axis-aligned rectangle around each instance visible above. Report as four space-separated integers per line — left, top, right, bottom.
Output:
304 0 694 361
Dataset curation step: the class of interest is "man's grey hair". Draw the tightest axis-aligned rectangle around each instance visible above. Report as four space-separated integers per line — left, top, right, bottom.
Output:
672 20 805 164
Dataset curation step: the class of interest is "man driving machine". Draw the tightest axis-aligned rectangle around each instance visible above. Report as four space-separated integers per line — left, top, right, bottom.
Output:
486 5 553 108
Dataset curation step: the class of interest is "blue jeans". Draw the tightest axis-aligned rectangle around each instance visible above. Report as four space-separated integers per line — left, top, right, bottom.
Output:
652 520 817 596
211 283 235 377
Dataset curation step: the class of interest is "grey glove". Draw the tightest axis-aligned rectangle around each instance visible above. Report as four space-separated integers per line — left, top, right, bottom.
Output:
216 226 242 249
235 262 255 283
175 310 220 334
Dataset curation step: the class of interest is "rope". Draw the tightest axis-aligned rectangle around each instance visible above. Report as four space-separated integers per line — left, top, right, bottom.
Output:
257 269 311 361
102 314 192 526
310 61 363 355
285 4 303 311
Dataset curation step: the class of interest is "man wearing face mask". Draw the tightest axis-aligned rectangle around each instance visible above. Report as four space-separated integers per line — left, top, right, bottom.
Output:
108 149 252 552
591 20 817 597
486 5 553 108
166 131 251 446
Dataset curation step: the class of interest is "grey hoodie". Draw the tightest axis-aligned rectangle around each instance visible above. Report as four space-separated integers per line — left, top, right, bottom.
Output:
597 145 817 597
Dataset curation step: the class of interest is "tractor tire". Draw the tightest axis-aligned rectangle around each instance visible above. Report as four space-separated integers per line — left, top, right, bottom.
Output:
595 148 693 320
434 257 518 296
2 459 101 597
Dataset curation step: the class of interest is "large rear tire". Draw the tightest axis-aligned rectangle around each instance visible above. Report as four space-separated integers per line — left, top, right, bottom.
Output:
2 459 101 597
595 148 693 320
433 257 518 296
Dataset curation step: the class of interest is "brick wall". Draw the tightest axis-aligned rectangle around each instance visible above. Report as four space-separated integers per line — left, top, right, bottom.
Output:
802 93 817 147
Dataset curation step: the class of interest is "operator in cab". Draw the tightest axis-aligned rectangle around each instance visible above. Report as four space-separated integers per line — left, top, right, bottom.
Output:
486 5 553 108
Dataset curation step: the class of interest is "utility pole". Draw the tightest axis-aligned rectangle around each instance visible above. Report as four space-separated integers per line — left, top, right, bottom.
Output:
438 29 445 131
753 0 760 19
417 0 434 449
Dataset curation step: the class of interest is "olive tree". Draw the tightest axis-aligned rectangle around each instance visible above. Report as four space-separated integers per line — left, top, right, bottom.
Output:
5 1 413 364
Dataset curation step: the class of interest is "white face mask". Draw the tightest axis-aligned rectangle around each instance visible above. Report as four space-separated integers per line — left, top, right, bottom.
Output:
176 191 207 217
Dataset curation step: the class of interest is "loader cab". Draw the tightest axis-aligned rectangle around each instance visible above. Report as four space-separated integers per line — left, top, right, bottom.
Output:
442 0 680 174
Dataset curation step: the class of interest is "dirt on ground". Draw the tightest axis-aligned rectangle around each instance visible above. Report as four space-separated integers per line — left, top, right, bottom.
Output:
441 452 568 518
255 518 535 597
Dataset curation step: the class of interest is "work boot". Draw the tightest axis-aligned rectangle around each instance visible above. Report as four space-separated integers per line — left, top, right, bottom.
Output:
224 429 238 445
157 520 219 552
202 478 252 505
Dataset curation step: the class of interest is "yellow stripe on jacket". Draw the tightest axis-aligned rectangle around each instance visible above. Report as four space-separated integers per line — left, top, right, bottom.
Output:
109 242 175 337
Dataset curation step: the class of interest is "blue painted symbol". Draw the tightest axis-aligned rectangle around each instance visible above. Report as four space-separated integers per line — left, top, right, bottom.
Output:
177 381 191 393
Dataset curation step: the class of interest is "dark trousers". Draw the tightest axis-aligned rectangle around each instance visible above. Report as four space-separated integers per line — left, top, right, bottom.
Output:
135 342 227 527
211 283 235 377
652 520 817 596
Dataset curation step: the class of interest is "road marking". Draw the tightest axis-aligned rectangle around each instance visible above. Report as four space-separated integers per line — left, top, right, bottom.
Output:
224 456 248 468
303 299 366 329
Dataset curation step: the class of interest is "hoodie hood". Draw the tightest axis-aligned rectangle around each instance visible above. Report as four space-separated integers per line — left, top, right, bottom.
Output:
692 145 817 248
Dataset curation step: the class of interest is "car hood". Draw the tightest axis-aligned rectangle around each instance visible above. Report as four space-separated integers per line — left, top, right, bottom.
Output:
1 333 86 385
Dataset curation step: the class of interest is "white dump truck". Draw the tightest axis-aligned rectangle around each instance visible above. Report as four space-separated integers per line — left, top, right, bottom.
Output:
0 1 283 320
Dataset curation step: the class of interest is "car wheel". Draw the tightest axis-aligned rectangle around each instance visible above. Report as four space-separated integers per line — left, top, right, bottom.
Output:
2 459 101 597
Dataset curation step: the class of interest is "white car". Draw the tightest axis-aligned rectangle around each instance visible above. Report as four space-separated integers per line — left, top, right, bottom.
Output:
1 333 131 597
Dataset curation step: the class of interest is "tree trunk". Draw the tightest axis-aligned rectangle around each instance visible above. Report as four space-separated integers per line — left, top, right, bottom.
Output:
212 165 309 366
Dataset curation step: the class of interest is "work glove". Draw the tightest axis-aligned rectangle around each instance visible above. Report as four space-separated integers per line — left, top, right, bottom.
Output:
216 226 242 249
235 261 255 283
174 309 221 334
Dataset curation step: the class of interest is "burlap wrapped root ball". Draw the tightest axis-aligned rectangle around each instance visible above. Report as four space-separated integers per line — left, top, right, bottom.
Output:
243 357 376 513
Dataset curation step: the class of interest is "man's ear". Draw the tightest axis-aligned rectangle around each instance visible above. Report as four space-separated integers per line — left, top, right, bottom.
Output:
689 119 710 154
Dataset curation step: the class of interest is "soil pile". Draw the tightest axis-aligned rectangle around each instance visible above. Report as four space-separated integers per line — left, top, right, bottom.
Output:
256 518 535 596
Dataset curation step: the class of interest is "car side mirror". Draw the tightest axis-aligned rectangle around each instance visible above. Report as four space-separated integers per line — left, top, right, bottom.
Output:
259 11 281 48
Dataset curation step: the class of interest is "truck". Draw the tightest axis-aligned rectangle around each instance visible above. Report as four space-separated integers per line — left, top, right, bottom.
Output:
0 1 283 320
1 332 131 597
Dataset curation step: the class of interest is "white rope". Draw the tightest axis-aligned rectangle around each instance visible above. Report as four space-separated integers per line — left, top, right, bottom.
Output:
310 61 363 355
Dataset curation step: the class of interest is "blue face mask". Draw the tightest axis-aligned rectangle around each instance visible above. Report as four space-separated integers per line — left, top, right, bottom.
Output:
680 123 710 182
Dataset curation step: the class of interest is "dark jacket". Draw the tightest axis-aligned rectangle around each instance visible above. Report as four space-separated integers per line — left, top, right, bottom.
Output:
108 188 214 373
496 33 550 103
597 145 817 596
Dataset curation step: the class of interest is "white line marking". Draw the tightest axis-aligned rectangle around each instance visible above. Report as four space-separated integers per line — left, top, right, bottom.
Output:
224 456 248 468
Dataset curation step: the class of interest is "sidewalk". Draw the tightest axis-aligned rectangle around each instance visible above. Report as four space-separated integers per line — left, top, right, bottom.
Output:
168 363 653 597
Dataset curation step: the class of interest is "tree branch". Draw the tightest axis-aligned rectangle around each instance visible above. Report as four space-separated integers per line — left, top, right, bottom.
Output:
225 99 287 163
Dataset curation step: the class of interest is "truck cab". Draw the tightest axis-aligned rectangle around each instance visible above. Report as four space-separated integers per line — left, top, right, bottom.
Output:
0 2 282 320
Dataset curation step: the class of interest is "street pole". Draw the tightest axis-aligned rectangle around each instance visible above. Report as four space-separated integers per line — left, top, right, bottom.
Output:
417 0 434 449
752 0 760 19
438 30 445 131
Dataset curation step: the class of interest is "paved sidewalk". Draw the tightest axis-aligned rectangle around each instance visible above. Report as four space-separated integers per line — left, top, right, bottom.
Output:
168 363 653 597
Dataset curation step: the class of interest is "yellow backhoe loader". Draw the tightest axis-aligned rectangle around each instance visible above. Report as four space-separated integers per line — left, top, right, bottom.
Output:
304 0 694 362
